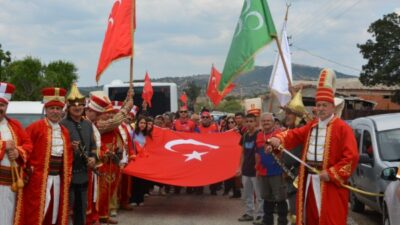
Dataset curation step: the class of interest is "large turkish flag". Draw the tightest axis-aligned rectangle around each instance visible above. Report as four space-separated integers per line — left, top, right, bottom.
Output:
123 127 242 186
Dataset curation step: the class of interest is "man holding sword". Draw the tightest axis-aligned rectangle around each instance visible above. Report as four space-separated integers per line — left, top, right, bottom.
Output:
268 69 359 225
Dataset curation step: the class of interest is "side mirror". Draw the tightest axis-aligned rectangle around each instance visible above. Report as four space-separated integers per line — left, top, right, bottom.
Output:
359 154 373 165
381 167 398 181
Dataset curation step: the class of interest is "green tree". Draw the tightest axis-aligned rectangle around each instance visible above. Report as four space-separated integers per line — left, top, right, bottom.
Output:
0 44 12 81
183 81 201 109
7 57 44 100
44 60 79 90
357 13 400 87
216 99 243 113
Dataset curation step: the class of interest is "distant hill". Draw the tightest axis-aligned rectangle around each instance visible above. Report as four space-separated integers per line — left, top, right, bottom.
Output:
153 64 356 97
80 64 356 97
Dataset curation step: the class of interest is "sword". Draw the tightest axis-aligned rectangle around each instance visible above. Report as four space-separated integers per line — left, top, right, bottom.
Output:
266 140 320 174
266 139 384 197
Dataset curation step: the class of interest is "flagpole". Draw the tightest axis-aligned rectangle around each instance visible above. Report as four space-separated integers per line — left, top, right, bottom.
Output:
273 4 292 89
129 0 135 92
268 91 274 112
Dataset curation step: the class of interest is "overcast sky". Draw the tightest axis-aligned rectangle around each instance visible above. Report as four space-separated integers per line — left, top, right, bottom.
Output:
0 0 399 86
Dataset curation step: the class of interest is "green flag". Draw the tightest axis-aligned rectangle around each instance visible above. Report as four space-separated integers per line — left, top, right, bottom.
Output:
218 0 277 92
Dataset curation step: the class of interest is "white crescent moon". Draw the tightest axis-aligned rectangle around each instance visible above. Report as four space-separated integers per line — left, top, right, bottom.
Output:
243 0 251 14
164 139 219 153
108 17 114 25
245 11 264 30
233 19 243 37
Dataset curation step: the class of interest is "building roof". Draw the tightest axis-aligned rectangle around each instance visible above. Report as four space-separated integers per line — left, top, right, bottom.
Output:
294 78 399 91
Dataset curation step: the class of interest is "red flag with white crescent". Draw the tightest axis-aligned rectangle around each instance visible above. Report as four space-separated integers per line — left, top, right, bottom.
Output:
96 0 135 82
207 65 235 107
123 127 242 186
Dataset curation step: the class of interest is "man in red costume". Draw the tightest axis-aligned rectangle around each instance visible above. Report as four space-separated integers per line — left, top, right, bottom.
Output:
85 91 111 225
23 87 73 225
0 82 32 225
97 93 133 224
269 68 359 225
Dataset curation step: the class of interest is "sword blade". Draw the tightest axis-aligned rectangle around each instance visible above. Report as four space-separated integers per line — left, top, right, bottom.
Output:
279 146 319 173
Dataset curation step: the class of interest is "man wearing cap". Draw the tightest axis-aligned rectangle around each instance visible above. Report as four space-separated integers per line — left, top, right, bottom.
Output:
84 91 110 225
97 93 133 224
268 69 359 225
23 87 73 225
60 84 97 225
0 82 32 225
108 100 134 217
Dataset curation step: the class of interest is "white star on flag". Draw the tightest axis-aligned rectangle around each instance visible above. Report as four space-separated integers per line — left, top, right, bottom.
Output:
184 151 208 162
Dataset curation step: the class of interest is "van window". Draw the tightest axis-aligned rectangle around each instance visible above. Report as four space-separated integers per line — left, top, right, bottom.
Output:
354 129 362 150
362 130 373 158
378 128 400 161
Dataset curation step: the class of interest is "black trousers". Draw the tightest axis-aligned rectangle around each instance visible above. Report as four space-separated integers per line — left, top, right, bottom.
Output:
69 182 88 225
131 177 147 204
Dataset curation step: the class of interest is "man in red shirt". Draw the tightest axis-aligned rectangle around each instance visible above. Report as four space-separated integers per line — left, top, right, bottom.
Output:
196 109 219 195
172 106 196 194
173 106 196 133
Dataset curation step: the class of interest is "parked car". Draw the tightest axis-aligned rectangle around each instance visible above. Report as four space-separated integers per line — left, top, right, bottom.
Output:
349 113 400 217
6 101 44 127
381 167 400 225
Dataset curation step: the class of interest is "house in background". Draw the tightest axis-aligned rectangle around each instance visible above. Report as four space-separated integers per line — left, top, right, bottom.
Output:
263 78 400 120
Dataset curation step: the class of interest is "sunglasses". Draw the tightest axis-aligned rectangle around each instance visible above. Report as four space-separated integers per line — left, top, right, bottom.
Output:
201 116 210 119
179 111 187 113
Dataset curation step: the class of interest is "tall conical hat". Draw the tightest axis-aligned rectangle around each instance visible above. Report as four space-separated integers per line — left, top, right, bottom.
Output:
67 83 85 106
316 68 336 104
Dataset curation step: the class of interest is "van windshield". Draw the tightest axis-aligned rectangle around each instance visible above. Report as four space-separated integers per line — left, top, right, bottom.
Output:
378 128 400 161
8 114 43 128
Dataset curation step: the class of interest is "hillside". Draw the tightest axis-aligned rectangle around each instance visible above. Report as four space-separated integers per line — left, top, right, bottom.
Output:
153 64 356 97
80 64 356 97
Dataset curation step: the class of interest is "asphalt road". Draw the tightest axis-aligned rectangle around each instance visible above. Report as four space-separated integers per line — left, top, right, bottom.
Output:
112 191 381 225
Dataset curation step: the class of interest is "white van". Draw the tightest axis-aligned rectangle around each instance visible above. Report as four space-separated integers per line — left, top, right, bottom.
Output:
6 101 44 127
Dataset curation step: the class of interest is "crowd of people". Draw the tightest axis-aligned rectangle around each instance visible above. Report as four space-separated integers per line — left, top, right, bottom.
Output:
0 68 359 225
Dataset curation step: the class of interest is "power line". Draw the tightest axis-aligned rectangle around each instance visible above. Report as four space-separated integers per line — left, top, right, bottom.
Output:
292 45 361 73
292 0 363 43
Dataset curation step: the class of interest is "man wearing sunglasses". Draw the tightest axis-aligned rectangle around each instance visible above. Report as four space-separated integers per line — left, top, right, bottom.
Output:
173 106 196 133
196 108 219 195
172 106 197 194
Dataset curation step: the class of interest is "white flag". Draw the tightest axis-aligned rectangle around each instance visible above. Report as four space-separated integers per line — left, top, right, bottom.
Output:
269 22 292 107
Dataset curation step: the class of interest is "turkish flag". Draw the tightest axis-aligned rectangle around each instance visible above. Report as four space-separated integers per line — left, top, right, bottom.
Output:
179 92 188 107
96 0 135 82
207 65 235 106
123 127 242 186
142 72 153 107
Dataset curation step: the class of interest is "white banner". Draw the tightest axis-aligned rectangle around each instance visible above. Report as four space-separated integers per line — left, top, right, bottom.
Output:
269 22 292 107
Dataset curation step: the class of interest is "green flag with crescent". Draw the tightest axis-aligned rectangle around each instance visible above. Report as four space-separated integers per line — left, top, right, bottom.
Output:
218 0 277 92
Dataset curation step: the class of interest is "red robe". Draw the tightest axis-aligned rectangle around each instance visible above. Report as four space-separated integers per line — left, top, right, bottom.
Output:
21 119 73 225
98 128 122 219
275 116 359 225
118 123 134 207
0 117 32 225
